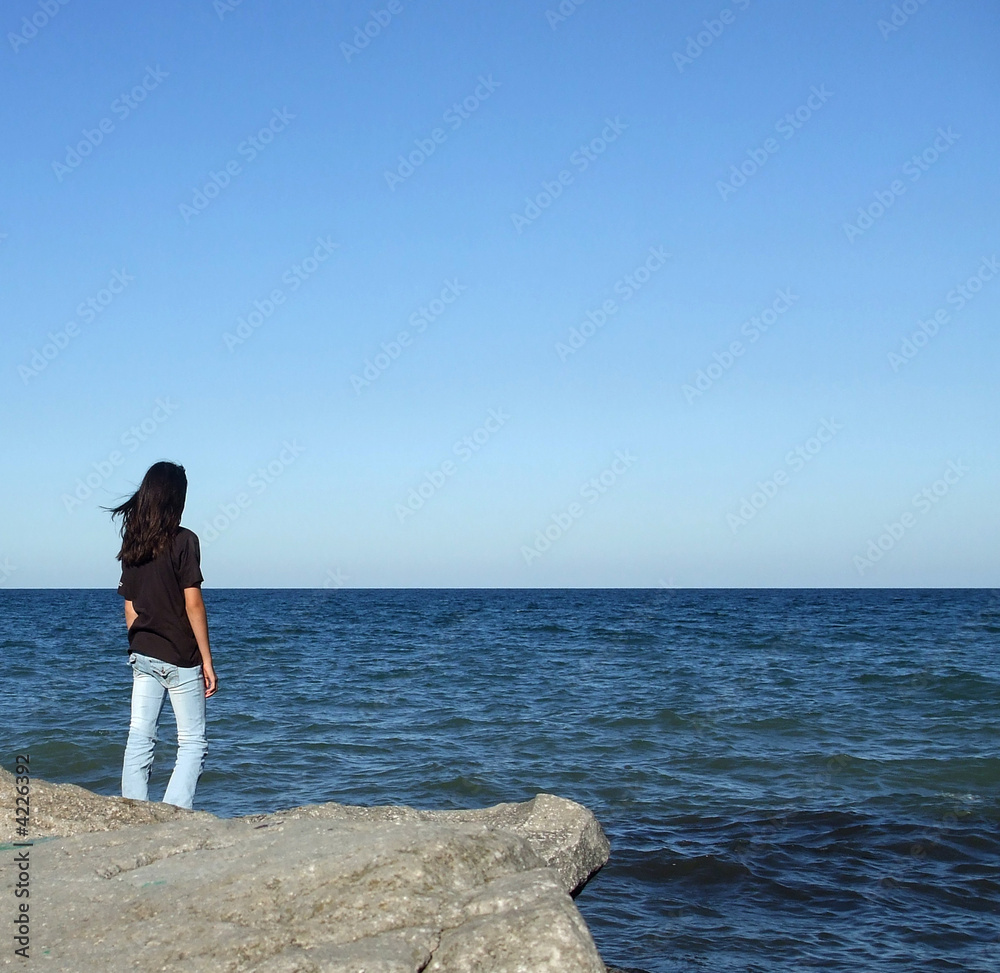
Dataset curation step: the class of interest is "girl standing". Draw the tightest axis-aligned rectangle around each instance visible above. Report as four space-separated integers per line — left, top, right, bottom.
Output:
108 461 217 809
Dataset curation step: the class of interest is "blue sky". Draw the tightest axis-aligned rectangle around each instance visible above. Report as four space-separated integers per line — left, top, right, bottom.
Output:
2 0 998 588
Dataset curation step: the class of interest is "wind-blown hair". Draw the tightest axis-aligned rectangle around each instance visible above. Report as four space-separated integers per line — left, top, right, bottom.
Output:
107 462 188 567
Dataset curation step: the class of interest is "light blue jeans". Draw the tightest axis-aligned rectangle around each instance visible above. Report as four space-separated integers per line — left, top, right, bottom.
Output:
122 652 207 809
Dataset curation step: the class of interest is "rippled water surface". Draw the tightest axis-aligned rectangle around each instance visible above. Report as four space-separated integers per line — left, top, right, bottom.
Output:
2 588 998 972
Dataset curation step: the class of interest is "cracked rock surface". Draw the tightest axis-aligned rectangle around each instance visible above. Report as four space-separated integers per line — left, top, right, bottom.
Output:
0 768 609 972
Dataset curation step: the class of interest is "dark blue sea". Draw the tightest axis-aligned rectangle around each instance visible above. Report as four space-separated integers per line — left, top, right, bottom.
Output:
2 589 998 972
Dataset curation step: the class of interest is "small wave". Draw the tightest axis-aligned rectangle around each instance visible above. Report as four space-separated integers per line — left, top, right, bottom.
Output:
587 627 659 645
615 847 755 886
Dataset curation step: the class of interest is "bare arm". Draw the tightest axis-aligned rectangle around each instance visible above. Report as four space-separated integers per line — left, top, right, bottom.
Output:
184 587 218 698
124 600 137 630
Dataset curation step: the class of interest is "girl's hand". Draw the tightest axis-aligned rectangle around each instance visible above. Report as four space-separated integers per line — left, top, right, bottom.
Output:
203 662 218 698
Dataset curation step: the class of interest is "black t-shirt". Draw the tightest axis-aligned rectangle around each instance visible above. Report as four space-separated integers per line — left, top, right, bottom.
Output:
117 527 204 668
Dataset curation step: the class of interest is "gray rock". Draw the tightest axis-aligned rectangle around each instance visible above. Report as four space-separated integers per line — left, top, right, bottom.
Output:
0 768 610 972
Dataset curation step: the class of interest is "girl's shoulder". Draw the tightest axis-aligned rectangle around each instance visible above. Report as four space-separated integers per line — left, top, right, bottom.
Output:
171 527 204 585
172 526 201 554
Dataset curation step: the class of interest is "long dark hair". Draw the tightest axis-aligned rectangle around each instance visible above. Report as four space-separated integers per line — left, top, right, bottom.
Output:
107 462 188 566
